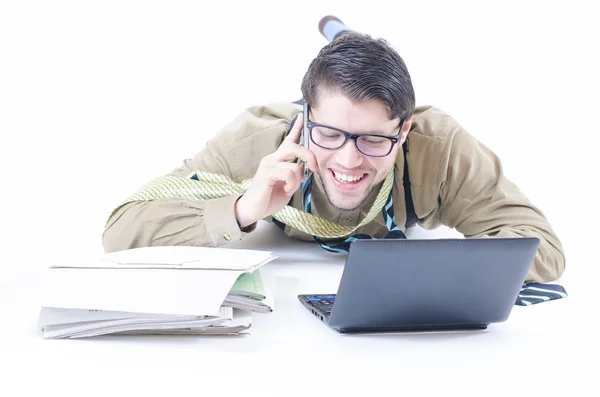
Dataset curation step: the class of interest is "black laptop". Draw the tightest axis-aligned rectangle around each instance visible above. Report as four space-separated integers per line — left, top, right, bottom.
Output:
298 237 540 333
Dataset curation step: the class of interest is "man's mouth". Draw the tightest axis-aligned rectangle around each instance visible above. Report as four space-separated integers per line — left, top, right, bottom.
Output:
330 169 367 184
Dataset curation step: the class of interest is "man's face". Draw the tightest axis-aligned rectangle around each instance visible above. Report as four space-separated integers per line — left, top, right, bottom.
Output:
308 90 409 211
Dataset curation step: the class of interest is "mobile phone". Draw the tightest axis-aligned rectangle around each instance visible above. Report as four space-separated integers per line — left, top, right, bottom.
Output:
302 102 310 177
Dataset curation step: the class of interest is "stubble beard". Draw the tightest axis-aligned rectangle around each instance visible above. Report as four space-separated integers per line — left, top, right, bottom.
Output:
316 170 376 212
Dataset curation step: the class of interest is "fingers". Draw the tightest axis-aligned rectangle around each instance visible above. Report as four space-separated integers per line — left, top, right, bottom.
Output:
274 113 318 172
265 162 304 195
275 146 318 173
284 112 304 144
263 111 319 176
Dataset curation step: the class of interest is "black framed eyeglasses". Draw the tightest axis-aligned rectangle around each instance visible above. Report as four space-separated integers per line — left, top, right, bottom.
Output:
306 118 405 157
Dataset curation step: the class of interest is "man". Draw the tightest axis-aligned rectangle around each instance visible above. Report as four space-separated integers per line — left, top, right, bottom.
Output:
102 19 565 284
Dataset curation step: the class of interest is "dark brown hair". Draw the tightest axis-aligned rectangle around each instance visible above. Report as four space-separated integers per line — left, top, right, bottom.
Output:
301 32 415 120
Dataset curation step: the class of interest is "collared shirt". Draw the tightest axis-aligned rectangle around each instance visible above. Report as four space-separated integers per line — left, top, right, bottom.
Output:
103 102 566 283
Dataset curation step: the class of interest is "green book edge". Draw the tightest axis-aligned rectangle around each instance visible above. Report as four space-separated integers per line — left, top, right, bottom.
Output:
229 270 266 301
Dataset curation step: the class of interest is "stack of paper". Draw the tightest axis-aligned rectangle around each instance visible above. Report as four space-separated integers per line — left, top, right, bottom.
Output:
38 246 277 338
39 307 252 338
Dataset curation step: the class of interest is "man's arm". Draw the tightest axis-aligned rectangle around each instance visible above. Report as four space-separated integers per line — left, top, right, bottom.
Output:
102 138 250 253
102 103 299 253
437 120 565 283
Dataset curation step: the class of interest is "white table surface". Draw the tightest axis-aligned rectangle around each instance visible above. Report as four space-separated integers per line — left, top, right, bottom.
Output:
0 223 597 397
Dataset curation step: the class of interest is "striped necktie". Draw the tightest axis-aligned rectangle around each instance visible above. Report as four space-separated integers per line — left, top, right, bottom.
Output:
516 283 568 306
113 167 394 240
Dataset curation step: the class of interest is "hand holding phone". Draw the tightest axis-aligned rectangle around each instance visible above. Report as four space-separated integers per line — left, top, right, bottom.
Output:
234 104 317 229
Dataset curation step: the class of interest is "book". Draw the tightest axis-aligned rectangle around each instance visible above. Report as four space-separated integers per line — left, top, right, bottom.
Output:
225 271 274 313
38 246 276 338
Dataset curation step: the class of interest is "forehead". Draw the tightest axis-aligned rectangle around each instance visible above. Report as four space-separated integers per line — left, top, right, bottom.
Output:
310 90 400 134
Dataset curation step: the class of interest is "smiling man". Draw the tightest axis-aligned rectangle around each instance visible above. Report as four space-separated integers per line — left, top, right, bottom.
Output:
102 27 565 284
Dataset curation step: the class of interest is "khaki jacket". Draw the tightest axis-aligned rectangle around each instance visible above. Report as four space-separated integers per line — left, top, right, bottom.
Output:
103 102 565 283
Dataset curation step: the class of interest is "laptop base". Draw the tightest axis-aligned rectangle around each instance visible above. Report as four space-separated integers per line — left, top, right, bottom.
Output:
299 295 489 333
335 324 489 334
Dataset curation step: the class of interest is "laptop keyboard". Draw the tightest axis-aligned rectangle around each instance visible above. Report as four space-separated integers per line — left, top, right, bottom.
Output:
306 295 337 317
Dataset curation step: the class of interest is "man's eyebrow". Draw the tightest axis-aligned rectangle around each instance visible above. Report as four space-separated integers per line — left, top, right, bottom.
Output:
364 130 395 136
369 120 405 136
356 120 404 136
310 119 400 136
358 127 400 136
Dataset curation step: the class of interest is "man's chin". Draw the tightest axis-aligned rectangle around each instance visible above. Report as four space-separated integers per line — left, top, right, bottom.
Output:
319 173 372 212
326 193 366 212
331 202 362 212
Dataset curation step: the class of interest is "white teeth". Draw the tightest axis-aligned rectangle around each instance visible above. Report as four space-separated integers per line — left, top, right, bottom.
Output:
333 171 364 183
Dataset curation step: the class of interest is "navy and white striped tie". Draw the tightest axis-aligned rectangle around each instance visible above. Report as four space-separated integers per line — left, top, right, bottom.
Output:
516 283 568 306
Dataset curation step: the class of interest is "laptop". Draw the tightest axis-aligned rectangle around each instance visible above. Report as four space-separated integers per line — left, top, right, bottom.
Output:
298 237 540 333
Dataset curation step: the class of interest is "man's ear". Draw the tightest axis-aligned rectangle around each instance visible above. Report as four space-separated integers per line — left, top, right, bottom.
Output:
400 116 413 144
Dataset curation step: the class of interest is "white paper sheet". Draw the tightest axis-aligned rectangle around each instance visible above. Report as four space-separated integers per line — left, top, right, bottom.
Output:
110 309 253 336
87 245 278 270
38 306 201 326
40 267 243 316
43 307 235 338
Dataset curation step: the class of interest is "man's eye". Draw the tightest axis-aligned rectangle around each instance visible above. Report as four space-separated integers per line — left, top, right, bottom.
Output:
364 138 386 145
315 129 341 139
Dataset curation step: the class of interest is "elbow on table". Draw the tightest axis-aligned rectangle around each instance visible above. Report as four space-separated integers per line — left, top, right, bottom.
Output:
102 223 134 253
529 250 566 283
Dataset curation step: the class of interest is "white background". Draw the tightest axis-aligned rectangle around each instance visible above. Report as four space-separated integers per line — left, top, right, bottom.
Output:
0 0 598 395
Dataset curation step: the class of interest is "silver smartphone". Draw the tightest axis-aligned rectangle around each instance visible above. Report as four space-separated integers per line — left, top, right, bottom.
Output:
302 102 310 177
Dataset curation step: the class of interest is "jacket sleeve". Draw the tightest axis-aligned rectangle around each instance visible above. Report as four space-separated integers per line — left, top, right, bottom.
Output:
102 103 294 253
102 143 249 253
437 121 566 283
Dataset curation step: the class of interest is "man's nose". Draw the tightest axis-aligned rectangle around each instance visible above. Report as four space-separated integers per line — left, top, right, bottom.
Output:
334 139 364 169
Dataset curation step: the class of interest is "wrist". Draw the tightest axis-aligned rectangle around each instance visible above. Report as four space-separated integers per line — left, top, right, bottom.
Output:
234 195 256 229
